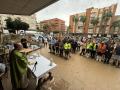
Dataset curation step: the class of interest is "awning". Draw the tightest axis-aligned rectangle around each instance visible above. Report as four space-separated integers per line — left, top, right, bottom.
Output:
0 0 59 15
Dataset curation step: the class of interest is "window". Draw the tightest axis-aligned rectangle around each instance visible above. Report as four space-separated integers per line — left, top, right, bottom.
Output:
78 26 82 29
91 12 97 18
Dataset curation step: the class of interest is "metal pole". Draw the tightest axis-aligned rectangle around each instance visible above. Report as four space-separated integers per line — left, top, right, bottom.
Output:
0 16 3 44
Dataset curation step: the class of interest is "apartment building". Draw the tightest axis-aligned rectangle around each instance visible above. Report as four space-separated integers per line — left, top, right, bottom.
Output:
69 4 117 35
40 18 65 32
69 12 86 33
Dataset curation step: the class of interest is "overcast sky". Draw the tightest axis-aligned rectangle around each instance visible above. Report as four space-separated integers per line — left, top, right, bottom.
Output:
36 0 120 26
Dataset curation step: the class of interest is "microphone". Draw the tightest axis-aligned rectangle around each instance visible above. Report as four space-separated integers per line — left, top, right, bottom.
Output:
35 61 37 65
32 61 37 72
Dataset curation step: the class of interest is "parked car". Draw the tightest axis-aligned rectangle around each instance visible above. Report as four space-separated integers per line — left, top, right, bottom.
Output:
114 36 120 42
31 34 44 42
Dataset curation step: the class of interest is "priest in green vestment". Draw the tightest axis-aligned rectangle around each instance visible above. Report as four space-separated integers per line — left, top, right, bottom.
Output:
9 43 28 90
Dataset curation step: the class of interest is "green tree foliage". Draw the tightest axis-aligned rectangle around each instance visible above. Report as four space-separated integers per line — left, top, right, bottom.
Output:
91 17 99 34
73 15 79 24
5 17 29 34
43 24 49 30
21 22 29 30
80 15 87 34
111 20 120 34
13 18 22 31
5 17 15 33
111 20 120 28
80 15 87 24
67 25 71 33
43 24 49 33
91 17 99 26
53 30 59 34
102 11 113 22
73 15 79 33
100 11 113 34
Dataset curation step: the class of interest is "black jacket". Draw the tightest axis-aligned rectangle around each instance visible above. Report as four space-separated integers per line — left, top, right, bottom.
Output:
115 45 120 55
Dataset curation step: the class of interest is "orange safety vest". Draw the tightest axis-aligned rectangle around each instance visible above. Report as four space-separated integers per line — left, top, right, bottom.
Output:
98 44 106 53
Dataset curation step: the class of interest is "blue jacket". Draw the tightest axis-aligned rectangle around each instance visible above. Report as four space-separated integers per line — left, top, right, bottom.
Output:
50 39 56 45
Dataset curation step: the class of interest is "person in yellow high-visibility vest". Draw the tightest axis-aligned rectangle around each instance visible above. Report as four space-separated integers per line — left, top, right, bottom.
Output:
86 42 90 57
68 41 71 57
64 42 68 50
68 42 71 50
64 41 69 59
90 42 96 58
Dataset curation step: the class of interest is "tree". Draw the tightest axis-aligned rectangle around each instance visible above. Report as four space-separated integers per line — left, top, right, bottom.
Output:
13 18 22 34
80 15 87 34
111 20 120 34
53 30 59 34
73 15 79 33
36 24 43 32
50 23 57 32
91 17 99 34
43 24 49 33
100 11 113 34
67 25 71 34
5 17 15 33
21 22 29 30
5 17 29 34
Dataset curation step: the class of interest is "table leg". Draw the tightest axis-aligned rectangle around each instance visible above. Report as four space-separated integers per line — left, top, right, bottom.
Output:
36 72 53 90
36 78 43 90
48 72 53 81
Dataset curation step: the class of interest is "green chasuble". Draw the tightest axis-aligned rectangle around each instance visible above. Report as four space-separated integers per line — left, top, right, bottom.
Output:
10 50 28 89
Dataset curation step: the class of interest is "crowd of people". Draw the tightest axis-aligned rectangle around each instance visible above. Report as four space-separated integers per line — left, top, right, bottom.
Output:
48 36 120 67
80 37 120 67
0 35 120 90
48 36 80 59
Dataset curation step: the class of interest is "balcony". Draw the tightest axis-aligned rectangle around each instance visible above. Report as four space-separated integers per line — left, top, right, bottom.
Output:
78 26 83 29
89 24 94 28
88 28 93 34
